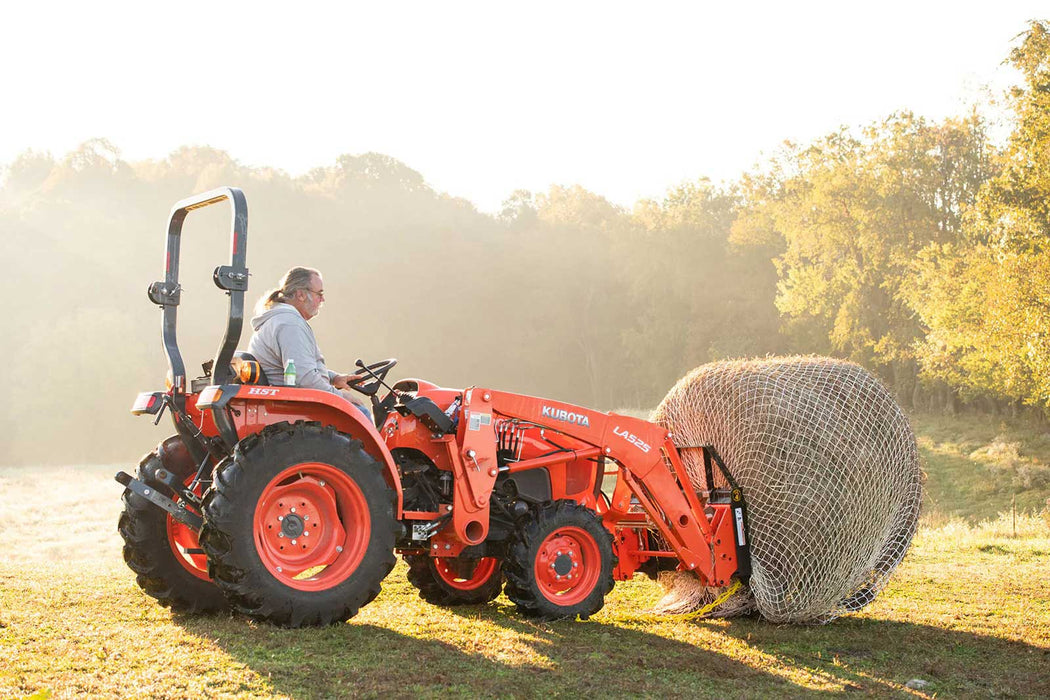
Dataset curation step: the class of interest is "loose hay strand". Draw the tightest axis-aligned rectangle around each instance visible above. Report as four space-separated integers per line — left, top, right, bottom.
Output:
609 580 747 623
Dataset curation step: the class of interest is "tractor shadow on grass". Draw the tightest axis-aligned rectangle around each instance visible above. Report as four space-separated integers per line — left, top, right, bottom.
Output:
443 600 1050 697
174 600 1050 698
715 613 1050 697
175 603 784 698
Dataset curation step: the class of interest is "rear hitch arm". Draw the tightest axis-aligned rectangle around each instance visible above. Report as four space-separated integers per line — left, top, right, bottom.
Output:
114 471 203 531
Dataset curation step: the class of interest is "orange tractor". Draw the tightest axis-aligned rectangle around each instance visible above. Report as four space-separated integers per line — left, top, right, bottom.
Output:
118 188 751 626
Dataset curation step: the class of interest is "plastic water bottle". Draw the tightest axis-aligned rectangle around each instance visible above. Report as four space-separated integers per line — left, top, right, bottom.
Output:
283 359 296 387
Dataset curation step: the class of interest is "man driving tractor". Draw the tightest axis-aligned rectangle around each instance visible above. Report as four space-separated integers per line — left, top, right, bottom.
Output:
247 266 370 418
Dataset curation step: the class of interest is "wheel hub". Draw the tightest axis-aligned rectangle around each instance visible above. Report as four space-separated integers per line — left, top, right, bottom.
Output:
553 553 573 576
281 513 305 538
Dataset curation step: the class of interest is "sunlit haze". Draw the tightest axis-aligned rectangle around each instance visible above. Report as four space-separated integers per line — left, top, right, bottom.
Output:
1 1 1043 211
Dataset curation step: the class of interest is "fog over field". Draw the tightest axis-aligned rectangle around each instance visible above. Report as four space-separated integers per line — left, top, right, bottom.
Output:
0 464 123 563
1 20 1049 467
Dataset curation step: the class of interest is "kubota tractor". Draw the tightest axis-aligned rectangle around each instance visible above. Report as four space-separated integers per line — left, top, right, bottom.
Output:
118 187 751 627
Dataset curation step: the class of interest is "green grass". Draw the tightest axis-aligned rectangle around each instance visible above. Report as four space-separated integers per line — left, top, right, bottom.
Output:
3 518 1047 699
2 411 1049 698
911 411 1050 522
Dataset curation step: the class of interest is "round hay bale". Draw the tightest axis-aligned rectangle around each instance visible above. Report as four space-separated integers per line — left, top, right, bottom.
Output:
649 356 922 623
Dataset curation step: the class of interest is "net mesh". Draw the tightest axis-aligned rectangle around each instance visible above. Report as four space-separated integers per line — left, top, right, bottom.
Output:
649 356 922 623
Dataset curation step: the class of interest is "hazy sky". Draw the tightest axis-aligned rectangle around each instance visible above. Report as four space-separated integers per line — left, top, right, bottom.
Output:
2 2 1044 212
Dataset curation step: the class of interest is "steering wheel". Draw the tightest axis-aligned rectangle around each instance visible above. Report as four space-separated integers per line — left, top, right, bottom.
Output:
348 358 398 396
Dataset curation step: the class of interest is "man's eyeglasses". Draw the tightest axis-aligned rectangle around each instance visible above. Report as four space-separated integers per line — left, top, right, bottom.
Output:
307 288 325 299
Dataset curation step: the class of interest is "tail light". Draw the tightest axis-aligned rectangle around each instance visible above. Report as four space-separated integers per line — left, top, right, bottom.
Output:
131 392 164 415
197 385 224 407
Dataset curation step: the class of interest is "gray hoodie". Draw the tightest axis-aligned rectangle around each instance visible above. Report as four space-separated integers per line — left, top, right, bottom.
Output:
247 304 338 392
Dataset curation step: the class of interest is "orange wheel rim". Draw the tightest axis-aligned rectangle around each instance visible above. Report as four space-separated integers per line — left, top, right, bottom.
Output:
165 476 210 581
533 526 601 606
432 557 499 591
253 462 371 592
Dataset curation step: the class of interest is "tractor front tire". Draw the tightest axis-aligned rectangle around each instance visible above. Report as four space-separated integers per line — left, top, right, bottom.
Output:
405 554 503 606
504 500 615 621
118 438 228 614
200 422 397 627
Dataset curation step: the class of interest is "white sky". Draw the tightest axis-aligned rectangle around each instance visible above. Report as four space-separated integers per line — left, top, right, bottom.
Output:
1 2 1044 212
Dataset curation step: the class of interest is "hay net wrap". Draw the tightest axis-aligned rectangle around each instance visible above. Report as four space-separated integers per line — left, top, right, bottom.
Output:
650 356 922 623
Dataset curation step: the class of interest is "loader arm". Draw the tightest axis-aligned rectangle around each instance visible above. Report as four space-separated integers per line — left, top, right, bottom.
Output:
433 387 742 587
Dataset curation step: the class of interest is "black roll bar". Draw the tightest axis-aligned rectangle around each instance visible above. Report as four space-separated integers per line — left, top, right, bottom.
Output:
147 187 249 401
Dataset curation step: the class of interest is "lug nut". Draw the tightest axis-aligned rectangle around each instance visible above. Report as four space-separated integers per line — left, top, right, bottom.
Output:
278 532 284 538
290 507 296 513
319 480 326 487
291 539 297 545
278 515 284 521
304 531 309 537
304 515 309 521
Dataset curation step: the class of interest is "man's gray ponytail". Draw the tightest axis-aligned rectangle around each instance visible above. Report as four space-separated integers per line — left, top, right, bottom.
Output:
254 267 320 315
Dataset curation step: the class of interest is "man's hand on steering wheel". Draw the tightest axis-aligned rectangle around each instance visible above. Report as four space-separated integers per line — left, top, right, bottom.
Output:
331 372 366 390
346 371 373 390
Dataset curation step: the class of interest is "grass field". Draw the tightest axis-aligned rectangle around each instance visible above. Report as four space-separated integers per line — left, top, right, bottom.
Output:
2 411 1049 698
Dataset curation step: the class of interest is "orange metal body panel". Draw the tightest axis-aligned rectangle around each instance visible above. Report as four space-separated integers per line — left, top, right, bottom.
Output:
182 394 220 436
381 385 741 587
176 378 740 587
191 385 404 515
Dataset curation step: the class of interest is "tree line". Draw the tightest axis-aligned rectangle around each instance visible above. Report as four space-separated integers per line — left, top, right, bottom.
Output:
1 21 1046 465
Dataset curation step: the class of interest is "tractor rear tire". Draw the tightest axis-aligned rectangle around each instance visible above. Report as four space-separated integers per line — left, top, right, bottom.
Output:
405 554 503 606
118 438 228 614
199 422 397 627
504 500 615 621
